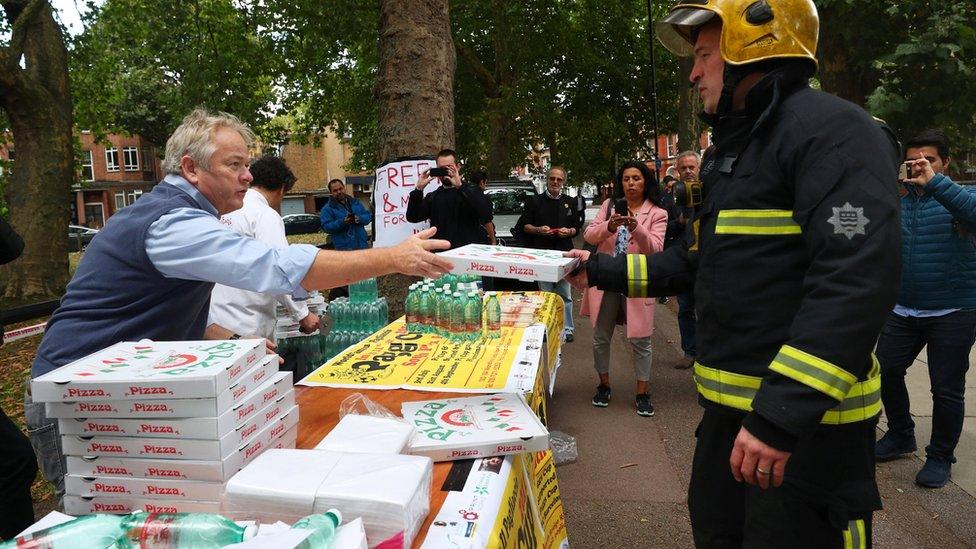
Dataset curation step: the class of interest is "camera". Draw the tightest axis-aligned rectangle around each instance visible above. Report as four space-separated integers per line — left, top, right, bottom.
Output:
898 162 911 182
672 180 704 208
428 167 449 177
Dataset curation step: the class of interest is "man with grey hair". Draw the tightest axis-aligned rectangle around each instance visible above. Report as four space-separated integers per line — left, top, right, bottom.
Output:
669 150 701 370
26 109 453 498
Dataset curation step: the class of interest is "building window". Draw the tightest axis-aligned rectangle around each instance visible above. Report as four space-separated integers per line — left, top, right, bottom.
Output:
114 192 126 210
123 147 139 171
115 189 144 210
81 150 94 181
105 148 119 172
84 203 105 229
141 148 154 173
127 190 143 204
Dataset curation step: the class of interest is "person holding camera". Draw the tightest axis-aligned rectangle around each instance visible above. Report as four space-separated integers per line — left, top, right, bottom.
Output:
581 161 668 417
567 0 901 544
519 166 583 342
667 151 701 370
406 148 493 249
321 178 373 252
0 216 39 539
874 129 976 488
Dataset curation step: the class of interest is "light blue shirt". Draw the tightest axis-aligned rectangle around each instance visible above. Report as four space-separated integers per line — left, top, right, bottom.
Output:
892 305 960 318
145 175 318 299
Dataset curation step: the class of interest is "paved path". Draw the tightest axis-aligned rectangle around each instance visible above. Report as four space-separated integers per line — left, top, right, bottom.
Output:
547 294 976 547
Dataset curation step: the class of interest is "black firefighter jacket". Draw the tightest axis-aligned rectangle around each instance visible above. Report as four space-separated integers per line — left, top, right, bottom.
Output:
588 70 902 452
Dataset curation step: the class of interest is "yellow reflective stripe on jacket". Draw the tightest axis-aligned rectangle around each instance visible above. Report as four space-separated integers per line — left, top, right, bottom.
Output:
769 345 858 402
843 519 867 549
626 254 648 298
693 360 880 425
714 209 802 235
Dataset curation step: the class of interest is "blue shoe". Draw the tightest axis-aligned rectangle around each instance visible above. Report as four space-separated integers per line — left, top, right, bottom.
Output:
915 456 953 488
875 431 916 461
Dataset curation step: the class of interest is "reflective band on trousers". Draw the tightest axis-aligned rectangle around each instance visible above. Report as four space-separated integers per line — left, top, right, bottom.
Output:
843 519 867 549
714 209 802 235
626 254 648 298
693 359 881 425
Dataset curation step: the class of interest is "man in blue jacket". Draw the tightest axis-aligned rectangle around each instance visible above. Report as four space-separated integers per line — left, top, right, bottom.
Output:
876 129 976 488
320 178 372 251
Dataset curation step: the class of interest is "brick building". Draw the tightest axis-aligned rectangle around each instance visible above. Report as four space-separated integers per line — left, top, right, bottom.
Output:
276 129 373 215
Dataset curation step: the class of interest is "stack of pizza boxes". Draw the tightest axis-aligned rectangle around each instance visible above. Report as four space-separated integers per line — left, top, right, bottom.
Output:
30 340 298 515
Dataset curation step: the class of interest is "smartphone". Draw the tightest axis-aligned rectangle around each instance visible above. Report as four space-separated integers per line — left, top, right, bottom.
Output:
614 198 628 216
429 167 449 177
898 162 911 181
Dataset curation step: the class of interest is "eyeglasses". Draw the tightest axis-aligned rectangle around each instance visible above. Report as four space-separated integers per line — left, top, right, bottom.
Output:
548 177 564 182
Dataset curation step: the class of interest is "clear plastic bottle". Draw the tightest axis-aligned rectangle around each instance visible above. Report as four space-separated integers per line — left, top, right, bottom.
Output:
405 285 420 332
432 288 446 336
450 291 465 341
0 514 126 549
115 512 257 548
417 285 434 333
464 291 482 341
484 294 501 338
292 509 342 549
378 297 388 327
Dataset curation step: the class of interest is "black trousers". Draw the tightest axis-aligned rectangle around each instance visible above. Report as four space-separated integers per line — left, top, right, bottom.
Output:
688 407 879 549
0 406 37 540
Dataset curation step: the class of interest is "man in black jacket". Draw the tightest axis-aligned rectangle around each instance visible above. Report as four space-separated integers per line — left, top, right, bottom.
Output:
406 149 493 249
519 167 583 341
0 216 38 539
568 0 901 546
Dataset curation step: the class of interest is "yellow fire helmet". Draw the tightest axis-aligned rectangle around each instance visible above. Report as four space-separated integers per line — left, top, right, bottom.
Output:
655 0 819 68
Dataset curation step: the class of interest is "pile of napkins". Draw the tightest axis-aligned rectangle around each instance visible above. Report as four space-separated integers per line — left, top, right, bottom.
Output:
224 449 432 549
314 414 415 454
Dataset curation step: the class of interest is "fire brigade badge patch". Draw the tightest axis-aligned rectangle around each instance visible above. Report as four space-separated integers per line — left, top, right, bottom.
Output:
827 202 869 240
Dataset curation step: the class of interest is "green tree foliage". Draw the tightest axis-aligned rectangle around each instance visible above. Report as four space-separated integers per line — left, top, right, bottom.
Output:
71 0 279 145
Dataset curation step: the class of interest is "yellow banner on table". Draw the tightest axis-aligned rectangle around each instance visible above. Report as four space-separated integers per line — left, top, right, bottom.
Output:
300 319 545 393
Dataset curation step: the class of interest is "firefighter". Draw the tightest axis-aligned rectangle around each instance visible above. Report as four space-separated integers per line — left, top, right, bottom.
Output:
567 0 901 546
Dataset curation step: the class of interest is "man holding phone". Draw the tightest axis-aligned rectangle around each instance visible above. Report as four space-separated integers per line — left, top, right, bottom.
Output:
519 166 583 341
406 148 493 249
875 129 976 488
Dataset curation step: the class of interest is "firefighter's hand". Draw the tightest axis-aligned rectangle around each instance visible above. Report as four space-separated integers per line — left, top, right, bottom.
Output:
730 426 791 489
563 249 590 288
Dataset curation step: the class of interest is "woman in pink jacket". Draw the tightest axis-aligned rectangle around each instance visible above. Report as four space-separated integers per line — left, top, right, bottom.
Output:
581 161 668 417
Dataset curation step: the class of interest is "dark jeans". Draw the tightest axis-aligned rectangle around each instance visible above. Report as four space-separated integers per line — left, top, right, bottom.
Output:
0 406 37 539
677 291 697 358
876 310 976 461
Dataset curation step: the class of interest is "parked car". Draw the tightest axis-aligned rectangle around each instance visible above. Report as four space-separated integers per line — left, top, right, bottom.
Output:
68 225 98 252
282 214 322 235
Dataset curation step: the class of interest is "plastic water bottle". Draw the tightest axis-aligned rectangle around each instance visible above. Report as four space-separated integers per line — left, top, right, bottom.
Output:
405 285 420 332
0 514 126 549
464 291 482 341
450 291 465 341
485 294 501 338
115 512 257 548
432 288 446 336
378 297 388 326
417 285 434 333
292 509 342 549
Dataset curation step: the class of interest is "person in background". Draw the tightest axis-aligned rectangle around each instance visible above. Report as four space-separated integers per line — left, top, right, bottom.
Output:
470 170 497 245
520 166 583 342
406 149 493 249
875 129 976 488
581 161 668 416
670 150 701 369
320 177 374 299
208 155 321 341
0 216 37 540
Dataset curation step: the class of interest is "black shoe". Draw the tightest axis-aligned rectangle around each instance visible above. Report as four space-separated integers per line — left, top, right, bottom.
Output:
592 384 611 407
636 393 654 417
875 431 917 462
657 296 670 304
564 332 574 343
915 456 953 488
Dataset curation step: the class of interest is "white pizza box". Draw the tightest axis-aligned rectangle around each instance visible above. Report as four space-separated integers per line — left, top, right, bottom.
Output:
313 414 415 454
31 339 267 403
436 244 579 283
63 494 222 515
58 388 296 441
65 474 226 501
46 370 292 419
62 404 299 461
223 449 432 549
65 422 298 482
401 393 549 462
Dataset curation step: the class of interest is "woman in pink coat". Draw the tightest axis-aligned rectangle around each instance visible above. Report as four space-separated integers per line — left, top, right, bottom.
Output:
581 161 668 417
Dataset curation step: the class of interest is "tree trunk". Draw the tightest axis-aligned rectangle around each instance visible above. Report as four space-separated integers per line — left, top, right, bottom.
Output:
375 0 455 162
815 1 888 107
676 56 701 154
0 0 73 304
